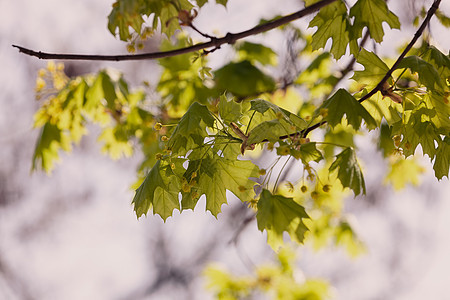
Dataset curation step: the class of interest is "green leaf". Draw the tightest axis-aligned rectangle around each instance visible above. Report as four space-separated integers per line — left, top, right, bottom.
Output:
107 0 193 41
435 9 450 28
249 99 307 129
214 60 276 97
308 1 350 59
377 124 396 157
321 89 377 130
237 42 277 66
422 46 450 82
323 125 355 158
98 127 133 159
215 0 228 7
424 92 450 131
361 91 402 126
244 99 307 144
85 71 116 111
385 158 424 190
329 147 366 196
168 102 215 155
32 122 71 173
352 49 390 89
434 137 450 180
185 153 259 216
133 160 182 220
247 120 290 144
396 56 444 91
218 94 242 124
291 142 323 164
256 189 310 250
398 107 441 158
350 0 400 43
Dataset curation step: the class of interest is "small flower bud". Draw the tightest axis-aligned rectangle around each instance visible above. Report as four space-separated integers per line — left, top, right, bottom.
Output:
319 108 328 118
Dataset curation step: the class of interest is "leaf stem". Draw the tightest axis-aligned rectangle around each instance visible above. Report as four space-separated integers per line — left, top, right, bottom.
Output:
273 156 292 193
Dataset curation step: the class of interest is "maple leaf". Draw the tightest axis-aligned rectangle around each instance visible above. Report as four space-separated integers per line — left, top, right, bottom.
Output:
352 49 390 90
329 147 366 196
350 0 400 43
308 1 350 59
422 46 450 83
182 152 259 217
246 99 307 144
249 99 307 129
247 119 291 144
434 137 450 180
361 92 402 126
290 142 323 164
256 189 310 250
424 93 450 131
396 56 444 92
32 122 71 173
168 102 215 156
218 94 242 124
397 106 441 159
133 160 183 221
321 89 377 130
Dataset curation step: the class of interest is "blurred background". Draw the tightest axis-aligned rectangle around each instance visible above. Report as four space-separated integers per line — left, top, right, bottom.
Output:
1 0 449 299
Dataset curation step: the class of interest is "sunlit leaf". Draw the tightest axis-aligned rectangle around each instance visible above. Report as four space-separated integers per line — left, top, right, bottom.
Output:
352 49 390 89
308 1 350 59
329 147 366 196
237 41 277 66
257 189 310 250
291 142 323 164
32 122 71 173
434 137 450 180
133 160 183 220
218 94 242 124
184 153 258 216
321 89 377 130
350 0 400 43
168 102 215 155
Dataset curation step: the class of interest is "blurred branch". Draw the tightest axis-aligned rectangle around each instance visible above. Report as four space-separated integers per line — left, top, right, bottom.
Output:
0 255 35 300
12 0 337 61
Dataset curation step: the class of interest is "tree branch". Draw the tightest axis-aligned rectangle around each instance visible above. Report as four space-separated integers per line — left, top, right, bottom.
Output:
280 0 441 140
12 0 337 61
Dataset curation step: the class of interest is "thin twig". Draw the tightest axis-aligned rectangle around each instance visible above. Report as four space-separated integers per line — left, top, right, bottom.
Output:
12 0 337 61
190 24 215 40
